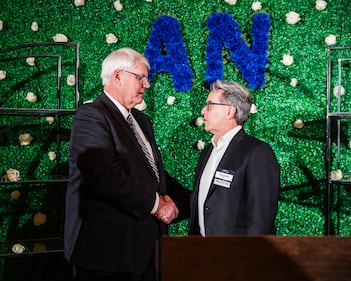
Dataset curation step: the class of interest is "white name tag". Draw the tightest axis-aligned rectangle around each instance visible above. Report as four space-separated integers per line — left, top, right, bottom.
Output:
214 178 231 188
215 170 234 182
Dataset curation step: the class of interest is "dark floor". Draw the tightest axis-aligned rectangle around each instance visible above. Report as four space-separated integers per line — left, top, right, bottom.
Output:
1 252 73 281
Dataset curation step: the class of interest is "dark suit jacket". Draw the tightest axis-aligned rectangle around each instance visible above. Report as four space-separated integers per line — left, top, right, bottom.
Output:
189 129 280 235
64 93 168 274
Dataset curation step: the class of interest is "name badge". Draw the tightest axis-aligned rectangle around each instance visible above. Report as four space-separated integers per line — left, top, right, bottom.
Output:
214 168 235 188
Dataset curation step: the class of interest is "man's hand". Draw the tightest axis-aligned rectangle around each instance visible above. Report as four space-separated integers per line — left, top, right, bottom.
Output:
154 195 179 224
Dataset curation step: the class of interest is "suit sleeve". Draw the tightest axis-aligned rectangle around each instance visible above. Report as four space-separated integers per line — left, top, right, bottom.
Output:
246 143 280 234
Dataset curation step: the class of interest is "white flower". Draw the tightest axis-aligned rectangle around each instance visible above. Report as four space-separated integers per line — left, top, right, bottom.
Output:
325 34 336 46
4 168 20 182
281 54 294 66
135 99 147 111
167 96 176 105
224 0 237 5
114 0 123 11
31 22 38 32
333 85 345 97
251 1 262 11
19 133 33 145
290 78 298 87
67 74 76 86
250 104 257 114
12 243 25 254
330 169 342 180
48 151 56 161
145 0 152 2
195 117 204 127
286 11 300 25
293 119 304 129
26 92 37 102
315 0 327 11
26 57 35 66
0 20 3 31
106 33 118 44
74 0 85 7
0 70 6 80
197 140 205 150
53 33 68 42
46 116 55 124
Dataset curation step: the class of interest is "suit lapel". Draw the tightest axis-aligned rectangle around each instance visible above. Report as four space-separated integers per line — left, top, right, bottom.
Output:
206 129 245 198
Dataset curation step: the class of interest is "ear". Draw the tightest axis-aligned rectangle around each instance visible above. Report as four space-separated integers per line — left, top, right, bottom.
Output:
113 69 122 81
227 106 236 119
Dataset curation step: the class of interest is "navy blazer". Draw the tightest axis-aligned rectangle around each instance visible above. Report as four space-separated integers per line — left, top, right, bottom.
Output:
189 129 280 235
64 93 167 274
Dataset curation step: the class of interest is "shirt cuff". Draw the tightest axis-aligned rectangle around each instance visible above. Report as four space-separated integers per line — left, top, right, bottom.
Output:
150 192 159 214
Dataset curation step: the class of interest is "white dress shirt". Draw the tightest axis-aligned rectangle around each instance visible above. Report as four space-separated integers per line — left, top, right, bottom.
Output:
104 91 159 214
198 125 242 236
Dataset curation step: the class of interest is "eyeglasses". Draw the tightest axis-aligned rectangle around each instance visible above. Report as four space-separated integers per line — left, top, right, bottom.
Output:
205 101 233 111
123 70 149 86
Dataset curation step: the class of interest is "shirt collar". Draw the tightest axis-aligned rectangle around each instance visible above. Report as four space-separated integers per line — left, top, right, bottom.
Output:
104 90 130 119
211 125 242 149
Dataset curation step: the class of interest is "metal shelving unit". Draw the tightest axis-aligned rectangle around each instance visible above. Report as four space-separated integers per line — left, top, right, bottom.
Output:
325 46 351 235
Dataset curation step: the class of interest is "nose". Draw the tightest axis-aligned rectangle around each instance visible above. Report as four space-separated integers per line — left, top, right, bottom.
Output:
201 106 206 115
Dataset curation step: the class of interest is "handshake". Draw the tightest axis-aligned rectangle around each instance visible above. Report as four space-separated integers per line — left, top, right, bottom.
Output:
154 195 179 224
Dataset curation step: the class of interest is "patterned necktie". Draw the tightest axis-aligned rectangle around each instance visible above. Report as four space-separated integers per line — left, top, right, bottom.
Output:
127 114 160 182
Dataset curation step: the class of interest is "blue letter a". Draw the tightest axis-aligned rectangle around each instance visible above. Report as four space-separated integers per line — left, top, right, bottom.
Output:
206 12 270 89
145 15 193 92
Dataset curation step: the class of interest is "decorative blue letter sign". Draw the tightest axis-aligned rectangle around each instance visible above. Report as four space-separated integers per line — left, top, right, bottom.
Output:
205 12 270 89
145 15 193 92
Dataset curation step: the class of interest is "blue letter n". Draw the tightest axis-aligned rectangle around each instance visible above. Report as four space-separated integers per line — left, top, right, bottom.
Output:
205 12 270 90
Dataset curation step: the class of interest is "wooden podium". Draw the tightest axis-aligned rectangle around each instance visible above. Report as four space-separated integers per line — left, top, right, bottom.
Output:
158 235 351 281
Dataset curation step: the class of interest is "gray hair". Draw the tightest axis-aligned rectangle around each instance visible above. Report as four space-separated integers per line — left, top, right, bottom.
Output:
210 80 252 125
101 48 150 86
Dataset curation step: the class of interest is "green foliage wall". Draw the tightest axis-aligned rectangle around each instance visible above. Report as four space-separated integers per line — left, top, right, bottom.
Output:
0 0 351 244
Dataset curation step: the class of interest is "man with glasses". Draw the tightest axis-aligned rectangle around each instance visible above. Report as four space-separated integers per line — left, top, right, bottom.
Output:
189 80 280 237
65 47 188 281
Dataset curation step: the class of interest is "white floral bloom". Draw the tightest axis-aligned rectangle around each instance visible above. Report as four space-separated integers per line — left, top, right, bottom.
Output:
290 78 298 87
0 20 3 31
46 116 55 124
315 0 327 11
167 96 176 105
48 151 56 161
333 85 345 97
286 11 300 25
281 54 294 66
0 70 6 80
224 0 237 5
74 0 85 7
4 168 20 182
53 33 68 42
26 92 37 102
145 0 152 2
19 133 33 145
135 99 147 111
325 34 336 46
251 1 262 11
195 117 204 127
106 33 118 44
197 140 205 150
250 103 257 114
114 0 123 11
293 119 304 129
67 74 76 86
31 22 38 31
12 243 25 254
26 57 35 66
330 169 342 180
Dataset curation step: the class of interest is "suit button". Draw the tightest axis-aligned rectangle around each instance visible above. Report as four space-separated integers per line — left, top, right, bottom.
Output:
205 206 210 212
